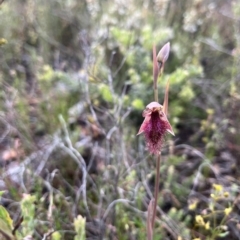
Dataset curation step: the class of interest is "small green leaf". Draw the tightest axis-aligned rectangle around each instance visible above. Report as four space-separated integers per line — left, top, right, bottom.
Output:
218 231 229 238
0 206 14 239
132 99 144 110
0 191 5 199
0 38 7 46
0 206 13 230
99 84 113 103
52 231 61 240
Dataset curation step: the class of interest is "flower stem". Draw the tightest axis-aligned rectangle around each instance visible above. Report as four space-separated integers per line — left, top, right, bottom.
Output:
154 86 159 103
151 152 161 228
151 56 162 231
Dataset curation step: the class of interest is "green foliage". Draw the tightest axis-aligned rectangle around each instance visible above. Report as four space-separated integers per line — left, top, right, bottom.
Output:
191 184 235 239
141 25 173 50
111 27 135 49
0 206 13 230
131 99 144 110
74 215 86 240
99 83 114 103
52 231 62 240
0 206 14 240
0 38 7 46
19 194 36 237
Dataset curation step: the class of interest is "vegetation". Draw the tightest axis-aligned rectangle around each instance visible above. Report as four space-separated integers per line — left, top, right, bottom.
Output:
0 0 240 239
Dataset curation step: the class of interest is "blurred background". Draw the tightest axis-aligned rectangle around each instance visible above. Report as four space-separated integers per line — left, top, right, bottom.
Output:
0 0 240 239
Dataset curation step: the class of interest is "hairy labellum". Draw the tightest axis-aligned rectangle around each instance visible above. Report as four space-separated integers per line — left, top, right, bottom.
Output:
138 102 174 154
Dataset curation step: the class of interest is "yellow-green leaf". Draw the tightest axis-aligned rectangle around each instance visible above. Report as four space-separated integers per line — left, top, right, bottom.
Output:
0 206 13 230
0 206 14 240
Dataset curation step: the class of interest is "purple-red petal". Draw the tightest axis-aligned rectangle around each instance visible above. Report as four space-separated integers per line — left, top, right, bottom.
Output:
137 115 151 135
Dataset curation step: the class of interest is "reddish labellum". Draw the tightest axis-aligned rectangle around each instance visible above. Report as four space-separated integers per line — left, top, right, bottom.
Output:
137 102 174 154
